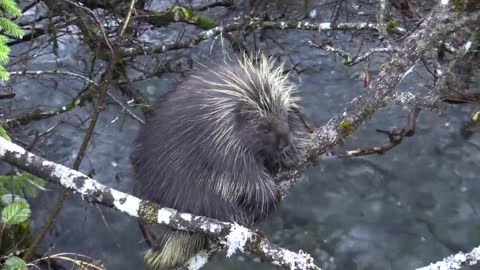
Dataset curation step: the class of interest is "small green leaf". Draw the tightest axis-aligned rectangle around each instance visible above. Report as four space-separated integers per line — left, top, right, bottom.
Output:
2 256 28 270
0 125 11 141
1 201 31 225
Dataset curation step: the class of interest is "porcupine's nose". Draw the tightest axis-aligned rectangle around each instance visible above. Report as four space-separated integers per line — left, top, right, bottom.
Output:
278 134 291 152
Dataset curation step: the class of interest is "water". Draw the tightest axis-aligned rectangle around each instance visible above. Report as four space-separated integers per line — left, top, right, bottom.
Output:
2 1 480 269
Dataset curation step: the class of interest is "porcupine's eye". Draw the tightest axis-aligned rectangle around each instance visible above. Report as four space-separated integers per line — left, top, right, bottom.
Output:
264 128 272 134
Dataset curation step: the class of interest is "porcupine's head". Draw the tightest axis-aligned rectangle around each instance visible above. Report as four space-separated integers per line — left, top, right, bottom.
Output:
193 53 306 174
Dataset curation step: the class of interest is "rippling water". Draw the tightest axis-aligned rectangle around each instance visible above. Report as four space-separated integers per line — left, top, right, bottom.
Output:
2 0 480 269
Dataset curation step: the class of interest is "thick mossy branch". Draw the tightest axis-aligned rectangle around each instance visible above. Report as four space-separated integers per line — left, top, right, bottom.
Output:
141 6 217 30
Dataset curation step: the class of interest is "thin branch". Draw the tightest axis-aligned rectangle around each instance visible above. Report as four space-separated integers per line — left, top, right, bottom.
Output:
193 0 235 11
309 40 396 66
0 93 15 100
336 107 420 157
391 92 439 108
5 70 144 126
377 0 390 44
120 20 406 56
65 0 114 52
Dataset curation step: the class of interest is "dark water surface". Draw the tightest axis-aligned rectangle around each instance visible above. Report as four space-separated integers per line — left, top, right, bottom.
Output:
2 1 480 270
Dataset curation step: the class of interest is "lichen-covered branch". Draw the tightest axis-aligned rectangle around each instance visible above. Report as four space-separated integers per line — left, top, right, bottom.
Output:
0 136 320 270
416 245 480 270
120 20 406 57
275 4 480 192
306 5 479 161
309 40 396 66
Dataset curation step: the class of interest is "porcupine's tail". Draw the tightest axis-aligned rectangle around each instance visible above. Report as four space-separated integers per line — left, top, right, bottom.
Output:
144 229 208 270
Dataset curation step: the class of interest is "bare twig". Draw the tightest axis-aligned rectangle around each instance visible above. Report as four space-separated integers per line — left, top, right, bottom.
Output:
0 93 15 99
5 70 144 127
336 107 420 157
65 0 114 52
309 40 396 66
120 20 406 56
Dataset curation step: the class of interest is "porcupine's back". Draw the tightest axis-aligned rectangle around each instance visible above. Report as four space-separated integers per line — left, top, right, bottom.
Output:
132 61 279 224
131 55 310 270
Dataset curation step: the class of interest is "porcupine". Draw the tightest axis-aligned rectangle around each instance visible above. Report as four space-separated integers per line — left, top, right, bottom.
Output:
131 53 310 270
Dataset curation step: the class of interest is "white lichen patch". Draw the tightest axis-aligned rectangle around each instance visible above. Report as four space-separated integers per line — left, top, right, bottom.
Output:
180 213 193 221
42 159 83 191
318 23 331 30
417 246 480 270
201 222 222 233
394 92 416 104
320 126 338 143
184 250 210 270
203 27 222 39
225 223 253 257
111 191 142 217
157 208 176 224
275 249 315 270
0 137 27 157
463 41 472 55
440 0 449 5
401 63 416 81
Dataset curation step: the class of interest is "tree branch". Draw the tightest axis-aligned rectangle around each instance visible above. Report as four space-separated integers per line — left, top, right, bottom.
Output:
306 6 479 161
309 40 396 66
416 245 480 270
120 19 406 57
335 107 420 157
0 136 320 270
275 4 480 192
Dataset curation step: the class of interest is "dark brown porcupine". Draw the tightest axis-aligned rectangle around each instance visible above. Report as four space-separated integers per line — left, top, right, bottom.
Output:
131 54 310 270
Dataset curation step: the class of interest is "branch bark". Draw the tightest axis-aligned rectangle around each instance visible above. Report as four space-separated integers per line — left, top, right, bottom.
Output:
276 3 480 195
0 136 320 270
119 20 406 57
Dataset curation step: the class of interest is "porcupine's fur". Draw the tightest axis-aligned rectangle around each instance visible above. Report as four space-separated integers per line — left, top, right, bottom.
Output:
131 53 310 270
